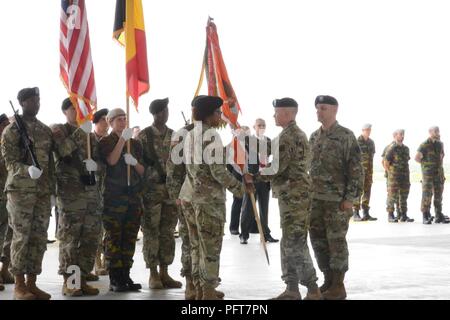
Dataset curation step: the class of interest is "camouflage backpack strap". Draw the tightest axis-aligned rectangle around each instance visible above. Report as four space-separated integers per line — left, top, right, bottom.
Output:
145 127 166 182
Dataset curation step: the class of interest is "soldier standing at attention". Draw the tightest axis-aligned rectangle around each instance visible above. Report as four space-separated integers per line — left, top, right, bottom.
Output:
0 114 13 291
415 126 449 224
137 98 181 289
51 98 101 296
1 87 55 300
353 124 377 222
383 129 414 223
99 108 144 292
185 95 251 300
255 98 321 300
309 95 363 300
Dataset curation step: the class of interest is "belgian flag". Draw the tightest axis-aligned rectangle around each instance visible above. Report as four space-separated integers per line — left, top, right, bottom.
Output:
113 0 149 108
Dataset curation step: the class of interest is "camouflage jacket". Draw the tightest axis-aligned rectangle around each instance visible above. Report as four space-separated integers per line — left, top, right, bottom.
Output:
418 138 444 175
0 153 7 200
53 123 99 199
357 135 375 170
384 142 410 177
185 123 245 207
259 121 311 199
309 121 363 203
1 116 55 195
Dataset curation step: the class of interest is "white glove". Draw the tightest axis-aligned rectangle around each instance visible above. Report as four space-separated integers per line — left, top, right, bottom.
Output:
28 166 43 180
124 153 138 166
83 159 98 172
80 121 92 134
121 128 133 142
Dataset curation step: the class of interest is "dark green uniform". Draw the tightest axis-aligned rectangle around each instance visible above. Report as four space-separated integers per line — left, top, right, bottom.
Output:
353 136 375 211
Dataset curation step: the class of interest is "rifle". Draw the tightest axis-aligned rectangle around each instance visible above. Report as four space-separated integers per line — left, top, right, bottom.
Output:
9 100 41 170
181 111 189 126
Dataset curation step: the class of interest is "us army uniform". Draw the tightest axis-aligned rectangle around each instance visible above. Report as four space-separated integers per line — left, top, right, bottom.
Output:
185 104 245 299
309 96 363 300
384 142 412 221
353 135 376 215
418 138 447 223
1 88 55 300
53 121 101 289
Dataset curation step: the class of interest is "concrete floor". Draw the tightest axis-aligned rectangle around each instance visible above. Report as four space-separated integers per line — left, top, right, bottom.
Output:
1 181 450 300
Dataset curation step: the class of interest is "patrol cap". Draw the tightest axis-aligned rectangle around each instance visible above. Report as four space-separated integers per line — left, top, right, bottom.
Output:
149 98 169 115
362 123 372 130
315 95 338 106
191 95 223 111
272 97 298 108
93 108 109 124
0 113 8 124
106 108 126 122
17 87 40 103
61 97 73 112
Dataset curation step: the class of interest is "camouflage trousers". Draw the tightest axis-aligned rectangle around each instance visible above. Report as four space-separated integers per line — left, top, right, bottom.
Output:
57 195 101 277
421 174 444 213
103 194 142 269
387 175 410 213
182 202 199 285
279 193 318 288
142 197 178 268
310 199 351 273
190 202 225 289
353 167 373 210
178 206 191 278
0 198 13 264
6 192 51 275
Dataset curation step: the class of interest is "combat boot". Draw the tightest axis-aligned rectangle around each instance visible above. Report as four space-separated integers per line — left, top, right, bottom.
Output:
26 274 51 300
1 260 15 284
388 212 398 223
14 274 36 300
304 284 323 300
322 272 347 300
185 276 196 300
422 212 432 224
270 289 301 300
85 272 99 282
362 208 377 221
399 211 414 222
435 212 450 224
159 265 182 289
352 209 362 222
202 287 223 300
80 277 99 296
320 271 332 292
122 267 142 291
148 266 164 289
109 269 128 292
62 274 83 297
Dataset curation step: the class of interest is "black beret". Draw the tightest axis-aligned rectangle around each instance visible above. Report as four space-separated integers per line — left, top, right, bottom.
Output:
93 108 109 124
0 113 8 124
272 97 298 108
149 98 169 115
17 87 39 103
61 97 73 112
315 95 338 106
191 95 223 110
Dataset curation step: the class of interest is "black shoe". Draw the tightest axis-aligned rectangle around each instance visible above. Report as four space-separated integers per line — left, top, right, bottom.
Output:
435 213 450 224
122 268 142 291
362 209 377 221
239 235 248 245
388 212 398 223
265 235 279 243
399 213 414 223
109 269 128 292
230 229 240 235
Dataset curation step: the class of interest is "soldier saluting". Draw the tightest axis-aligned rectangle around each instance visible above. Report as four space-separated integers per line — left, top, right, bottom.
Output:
1 87 55 300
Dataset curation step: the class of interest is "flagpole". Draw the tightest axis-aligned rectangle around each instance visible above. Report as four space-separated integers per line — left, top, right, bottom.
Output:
249 192 270 265
126 95 131 187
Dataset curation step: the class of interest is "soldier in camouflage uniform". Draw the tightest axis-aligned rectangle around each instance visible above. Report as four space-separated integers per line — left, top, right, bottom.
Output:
0 113 13 291
51 98 101 296
137 98 181 289
1 88 54 300
254 98 320 300
166 122 197 299
353 124 377 221
383 129 414 223
309 95 363 300
99 108 144 292
382 142 401 221
185 95 250 300
415 126 449 224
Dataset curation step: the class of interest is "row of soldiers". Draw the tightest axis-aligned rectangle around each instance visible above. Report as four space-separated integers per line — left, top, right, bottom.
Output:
353 124 449 225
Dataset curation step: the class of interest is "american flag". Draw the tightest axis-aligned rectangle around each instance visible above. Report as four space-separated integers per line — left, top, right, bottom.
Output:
60 0 97 123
